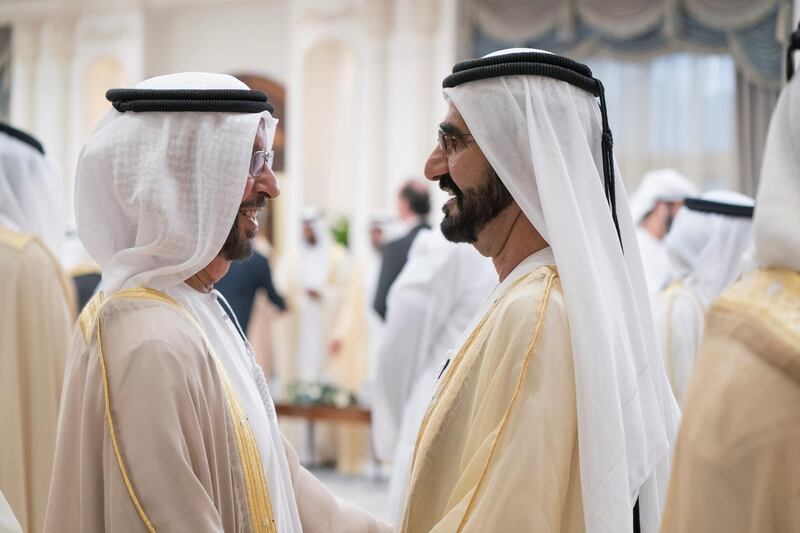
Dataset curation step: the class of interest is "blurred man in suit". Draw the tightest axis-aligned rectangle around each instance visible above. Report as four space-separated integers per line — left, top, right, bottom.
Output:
373 180 430 319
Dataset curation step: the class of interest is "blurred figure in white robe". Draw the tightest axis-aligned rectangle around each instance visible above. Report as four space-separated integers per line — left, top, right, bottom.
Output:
273 209 349 388
629 169 698 294
372 228 495 521
326 215 392 474
272 209 350 464
655 190 754 403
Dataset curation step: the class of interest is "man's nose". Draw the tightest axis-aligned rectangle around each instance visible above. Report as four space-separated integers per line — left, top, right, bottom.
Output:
424 145 447 182
254 165 280 199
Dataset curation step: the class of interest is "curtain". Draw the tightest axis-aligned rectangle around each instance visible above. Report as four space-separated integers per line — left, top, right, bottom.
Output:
735 72 780 195
585 54 736 192
470 0 792 193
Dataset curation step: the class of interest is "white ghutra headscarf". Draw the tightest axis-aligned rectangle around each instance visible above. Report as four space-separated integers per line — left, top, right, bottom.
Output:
0 127 65 256
445 48 680 533
77 73 276 295
665 190 754 305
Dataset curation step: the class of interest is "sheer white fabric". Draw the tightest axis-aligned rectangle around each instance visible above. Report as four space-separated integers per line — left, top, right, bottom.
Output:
752 71 800 272
628 169 698 294
77 72 277 295
0 489 21 533
445 48 680 533
664 190 755 304
0 132 64 256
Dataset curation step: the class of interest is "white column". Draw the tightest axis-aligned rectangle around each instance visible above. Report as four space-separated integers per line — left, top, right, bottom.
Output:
65 9 144 225
383 2 432 205
795 0 800 25
383 0 459 211
351 41 384 258
33 18 73 165
284 3 308 253
32 17 74 228
10 20 39 131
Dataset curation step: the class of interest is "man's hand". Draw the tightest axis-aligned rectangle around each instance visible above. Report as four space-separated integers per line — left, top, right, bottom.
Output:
328 339 342 357
306 288 322 301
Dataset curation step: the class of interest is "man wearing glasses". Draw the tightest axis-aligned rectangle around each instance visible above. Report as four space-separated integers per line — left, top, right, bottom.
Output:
398 50 678 533
45 73 389 533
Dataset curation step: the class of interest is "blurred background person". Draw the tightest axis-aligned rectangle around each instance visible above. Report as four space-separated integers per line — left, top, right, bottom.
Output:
628 169 698 294
216 228 287 335
326 214 393 475
373 180 430 320
661 35 800 530
273 208 349 386
655 191 754 403
371 227 494 522
272 208 350 464
0 123 72 532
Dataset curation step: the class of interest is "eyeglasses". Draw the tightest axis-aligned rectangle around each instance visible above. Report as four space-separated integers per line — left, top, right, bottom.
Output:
249 150 274 177
437 128 473 157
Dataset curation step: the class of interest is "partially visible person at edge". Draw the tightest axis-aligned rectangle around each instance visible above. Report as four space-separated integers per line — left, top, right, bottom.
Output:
660 30 800 533
0 123 72 532
654 190 753 404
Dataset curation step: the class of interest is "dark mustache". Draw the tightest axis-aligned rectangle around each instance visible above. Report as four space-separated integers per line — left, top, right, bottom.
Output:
438 173 463 200
240 193 268 210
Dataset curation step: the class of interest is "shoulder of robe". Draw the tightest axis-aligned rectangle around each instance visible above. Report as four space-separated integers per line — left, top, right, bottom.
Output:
0 226 65 279
493 265 564 327
79 290 206 360
714 269 800 347
0 224 34 251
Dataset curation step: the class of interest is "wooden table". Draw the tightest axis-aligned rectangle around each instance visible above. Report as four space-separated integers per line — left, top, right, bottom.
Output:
275 403 374 467
275 403 372 424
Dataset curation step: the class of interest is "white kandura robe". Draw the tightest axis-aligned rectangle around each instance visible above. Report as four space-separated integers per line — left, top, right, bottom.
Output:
371 230 495 522
636 227 670 296
273 243 349 384
654 283 706 403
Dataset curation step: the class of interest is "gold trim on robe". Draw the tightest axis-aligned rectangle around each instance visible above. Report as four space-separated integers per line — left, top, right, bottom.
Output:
403 267 559 532
714 268 800 382
0 225 34 251
80 287 278 532
0 226 76 318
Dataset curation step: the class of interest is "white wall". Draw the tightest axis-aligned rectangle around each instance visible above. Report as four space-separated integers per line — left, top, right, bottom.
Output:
144 0 289 83
0 0 463 259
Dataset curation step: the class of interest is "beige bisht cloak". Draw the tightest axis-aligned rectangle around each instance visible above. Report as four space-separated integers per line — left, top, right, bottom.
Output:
328 257 371 474
660 269 800 533
400 263 585 533
45 288 387 532
0 226 72 533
